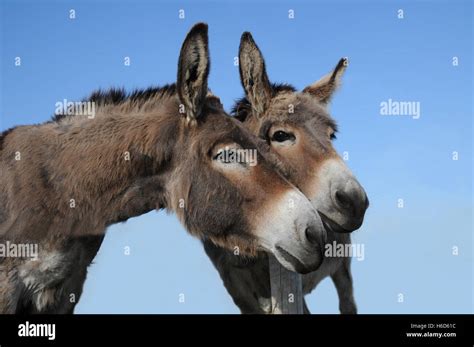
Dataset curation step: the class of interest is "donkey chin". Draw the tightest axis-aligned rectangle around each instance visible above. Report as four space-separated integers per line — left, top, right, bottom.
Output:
256 190 327 274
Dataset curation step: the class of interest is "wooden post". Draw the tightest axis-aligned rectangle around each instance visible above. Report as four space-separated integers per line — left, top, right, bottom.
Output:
269 255 304 314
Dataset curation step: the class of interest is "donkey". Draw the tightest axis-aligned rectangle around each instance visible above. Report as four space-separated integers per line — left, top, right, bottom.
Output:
0 24 327 314
203 32 369 314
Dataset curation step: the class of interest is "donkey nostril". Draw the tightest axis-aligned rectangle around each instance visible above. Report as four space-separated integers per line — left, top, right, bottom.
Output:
335 191 352 209
305 226 319 245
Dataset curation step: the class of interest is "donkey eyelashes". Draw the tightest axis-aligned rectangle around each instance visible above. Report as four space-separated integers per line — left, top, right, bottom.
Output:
271 130 296 143
269 126 337 143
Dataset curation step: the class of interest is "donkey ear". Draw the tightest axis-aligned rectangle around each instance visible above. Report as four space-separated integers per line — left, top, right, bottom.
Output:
239 32 272 118
177 23 210 122
303 57 348 104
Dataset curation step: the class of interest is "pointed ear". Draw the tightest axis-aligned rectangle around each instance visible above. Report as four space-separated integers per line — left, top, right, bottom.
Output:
303 57 348 104
177 23 210 122
239 32 272 118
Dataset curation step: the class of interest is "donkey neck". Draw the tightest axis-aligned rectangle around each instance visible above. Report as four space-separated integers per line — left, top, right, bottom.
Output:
51 90 182 231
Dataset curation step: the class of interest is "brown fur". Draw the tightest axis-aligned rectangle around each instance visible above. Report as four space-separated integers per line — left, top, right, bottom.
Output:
0 24 320 313
203 32 368 314
238 90 341 192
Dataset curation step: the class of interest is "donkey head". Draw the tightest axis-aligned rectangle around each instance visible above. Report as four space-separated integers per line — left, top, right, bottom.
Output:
235 32 368 234
167 24 327 273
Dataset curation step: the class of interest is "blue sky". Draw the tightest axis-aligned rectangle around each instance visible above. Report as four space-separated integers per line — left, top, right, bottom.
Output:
1 0 472 313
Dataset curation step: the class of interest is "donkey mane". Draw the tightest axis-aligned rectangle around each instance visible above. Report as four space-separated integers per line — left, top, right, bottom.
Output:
50 84 223 126
0 85 181 157
51 84 178 122
88 85 177 107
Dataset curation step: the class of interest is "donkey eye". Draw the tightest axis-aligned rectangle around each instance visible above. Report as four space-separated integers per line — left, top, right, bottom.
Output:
271 131 295 143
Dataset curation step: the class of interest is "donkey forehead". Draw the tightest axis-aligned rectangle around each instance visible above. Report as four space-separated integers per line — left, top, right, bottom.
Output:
265 92 336 129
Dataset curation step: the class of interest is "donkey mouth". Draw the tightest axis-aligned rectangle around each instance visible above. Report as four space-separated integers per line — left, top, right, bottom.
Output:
318 211 353 234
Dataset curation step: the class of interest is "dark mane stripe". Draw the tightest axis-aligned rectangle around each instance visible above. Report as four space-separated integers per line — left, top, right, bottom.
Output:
51 84 177 122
